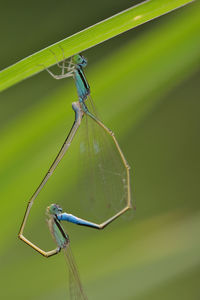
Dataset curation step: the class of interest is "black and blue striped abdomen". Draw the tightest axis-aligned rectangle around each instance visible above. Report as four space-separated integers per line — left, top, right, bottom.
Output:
74 67 90 102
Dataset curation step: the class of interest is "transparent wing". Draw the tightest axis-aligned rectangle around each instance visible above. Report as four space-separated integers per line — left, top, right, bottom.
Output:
64 246 88 300
72 97 130 224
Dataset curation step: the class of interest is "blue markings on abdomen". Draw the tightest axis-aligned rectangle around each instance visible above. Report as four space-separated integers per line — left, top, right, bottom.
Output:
57 213 98 228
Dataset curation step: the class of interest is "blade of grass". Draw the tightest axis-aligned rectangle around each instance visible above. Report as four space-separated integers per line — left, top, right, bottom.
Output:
0 0 195 92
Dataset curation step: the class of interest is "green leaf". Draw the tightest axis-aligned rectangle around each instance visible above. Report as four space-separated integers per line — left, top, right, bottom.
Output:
0 0 195 92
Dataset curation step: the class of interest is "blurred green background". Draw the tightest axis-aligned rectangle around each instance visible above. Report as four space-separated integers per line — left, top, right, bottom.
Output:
0 1 200 299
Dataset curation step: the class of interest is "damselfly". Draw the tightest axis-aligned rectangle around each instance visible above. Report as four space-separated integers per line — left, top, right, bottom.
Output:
18 52 132 298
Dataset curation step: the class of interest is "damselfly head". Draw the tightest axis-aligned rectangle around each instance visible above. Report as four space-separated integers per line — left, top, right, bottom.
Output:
47 204 62 215
73 54 87 67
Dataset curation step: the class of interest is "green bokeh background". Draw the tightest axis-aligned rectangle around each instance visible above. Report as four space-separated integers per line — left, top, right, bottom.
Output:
0 1 200 299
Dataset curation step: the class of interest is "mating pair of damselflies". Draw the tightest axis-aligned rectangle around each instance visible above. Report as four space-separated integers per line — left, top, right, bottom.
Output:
18 51 132 299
